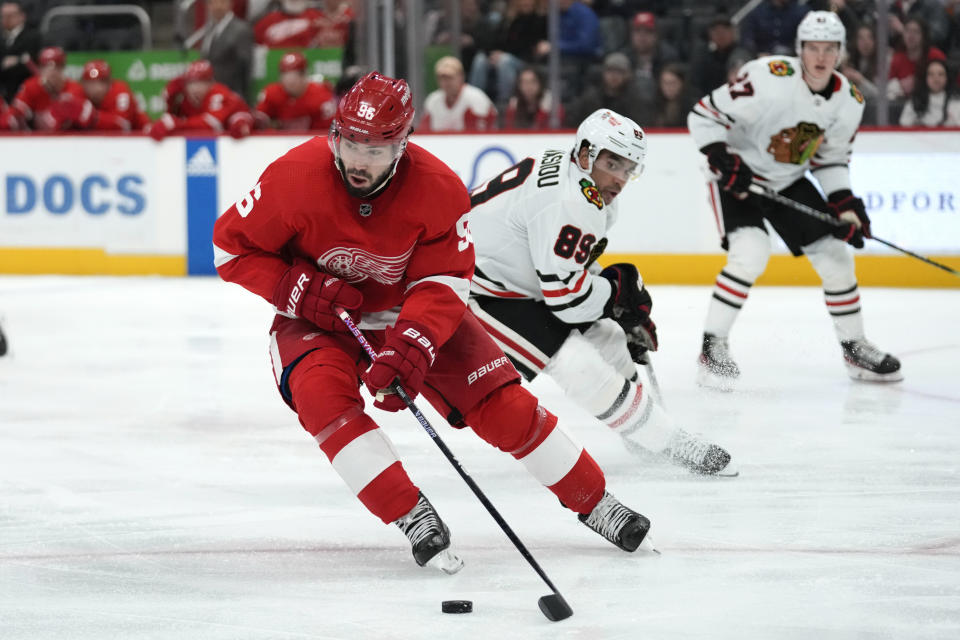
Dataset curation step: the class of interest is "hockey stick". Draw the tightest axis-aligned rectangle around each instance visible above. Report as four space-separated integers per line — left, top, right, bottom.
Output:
335 307 574 623
748 183 960 277
642 358 664 408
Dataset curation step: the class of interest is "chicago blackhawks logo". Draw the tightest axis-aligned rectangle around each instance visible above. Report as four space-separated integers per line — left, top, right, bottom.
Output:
319 244 415 284
849 83 864 104
766 121 825 164
767 59 795 76
579 178 604 210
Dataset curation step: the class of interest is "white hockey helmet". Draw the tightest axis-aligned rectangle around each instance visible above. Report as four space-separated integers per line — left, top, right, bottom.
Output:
795 11 846 65
574 109 646 179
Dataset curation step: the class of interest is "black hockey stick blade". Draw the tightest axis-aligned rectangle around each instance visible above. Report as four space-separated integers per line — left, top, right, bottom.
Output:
538 594 573 622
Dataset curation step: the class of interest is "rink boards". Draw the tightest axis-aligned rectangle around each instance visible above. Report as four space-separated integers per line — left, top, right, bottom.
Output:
0 129 957 286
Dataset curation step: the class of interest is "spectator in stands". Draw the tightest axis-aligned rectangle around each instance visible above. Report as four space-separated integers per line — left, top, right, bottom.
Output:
889 0 950 52
548 0 601 63
651 62 696 128
739 0 810 56
841 23 880 101
899 58 960 126
80 59 150 131
201 0 254 100
888 17 946 99
689 15 750 96
309 0 353 47
421 55 497 131
564 52 653 127
502 65 560 129
0 0 40 103
255 51 337 130
469 0 548 107
622 12 678 96
432 0 501 81
255 0 322 48
3 46 94 131
148 60 254 140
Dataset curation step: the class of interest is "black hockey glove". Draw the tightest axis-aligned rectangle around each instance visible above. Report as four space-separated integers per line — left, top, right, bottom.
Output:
827 191 870 249
600 263 658 362
704 143 754 199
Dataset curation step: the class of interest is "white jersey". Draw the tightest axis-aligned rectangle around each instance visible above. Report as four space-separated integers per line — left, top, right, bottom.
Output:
688 55 865 194
421 84 497 132
468 148 617 324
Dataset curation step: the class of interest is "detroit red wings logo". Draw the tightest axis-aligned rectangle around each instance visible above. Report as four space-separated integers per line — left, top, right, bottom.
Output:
319 244 415 284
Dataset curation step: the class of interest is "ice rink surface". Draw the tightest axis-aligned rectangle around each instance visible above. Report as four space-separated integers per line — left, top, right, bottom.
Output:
1 276 958 639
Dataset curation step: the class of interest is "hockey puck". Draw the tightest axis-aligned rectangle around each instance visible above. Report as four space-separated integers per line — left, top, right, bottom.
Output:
441 600 473 614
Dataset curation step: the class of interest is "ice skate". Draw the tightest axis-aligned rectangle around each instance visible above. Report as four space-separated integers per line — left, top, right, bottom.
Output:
579 491 656 553
394 492 463 574
664 429 738 477
697 333 739 390
841 339 902 382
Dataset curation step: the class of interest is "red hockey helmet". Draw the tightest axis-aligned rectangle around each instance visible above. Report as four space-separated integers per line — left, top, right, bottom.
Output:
183 60 215 83
82 60 111 81
38 46 66 68
329 71 415 197
334 71 414 145
279 51 307 73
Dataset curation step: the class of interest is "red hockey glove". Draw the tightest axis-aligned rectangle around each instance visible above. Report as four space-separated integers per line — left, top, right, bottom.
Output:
600 263 658 361
49 96 86 130
227 111 254 139
827 191 870 249
704 143 754 199
363 322 436 412
271 261 363 332
147 114 176 142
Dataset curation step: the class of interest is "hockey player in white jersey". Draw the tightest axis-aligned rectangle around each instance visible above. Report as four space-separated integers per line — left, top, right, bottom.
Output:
688 10 902 386
468 108 737 476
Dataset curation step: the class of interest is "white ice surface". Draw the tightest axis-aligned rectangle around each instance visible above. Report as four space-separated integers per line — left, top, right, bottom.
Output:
1 276 958 640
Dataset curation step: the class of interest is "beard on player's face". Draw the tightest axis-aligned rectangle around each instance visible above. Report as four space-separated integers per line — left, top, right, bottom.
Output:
342 163 393 198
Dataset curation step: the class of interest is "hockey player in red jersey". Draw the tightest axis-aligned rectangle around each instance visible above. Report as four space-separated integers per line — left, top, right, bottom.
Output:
147 60 254 140
5 47 94 131
80 60 150 132
213 71 654 570
254 51 336 131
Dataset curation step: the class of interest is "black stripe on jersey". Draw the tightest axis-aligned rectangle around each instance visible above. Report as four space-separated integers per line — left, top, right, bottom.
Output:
474 266 509 289
708 94 736 123
720 270 753 288
690 109 726 127
824 284 858 296
811 163 847 171
536 270 577 284
597 379 631 421
829 308 861 317
545 285 595 312
712 292 743 309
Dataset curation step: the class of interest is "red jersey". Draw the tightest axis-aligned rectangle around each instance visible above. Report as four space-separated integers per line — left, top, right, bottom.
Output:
310 3 353 47
255 81 336 131
213 138 474 347
165 82 250 133
889 47 946 82
254 9 324 48
90 80 151 131
8 77 92 131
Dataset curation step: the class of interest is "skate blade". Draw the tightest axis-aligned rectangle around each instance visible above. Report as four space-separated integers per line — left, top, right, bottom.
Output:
844 362 904 383
695 365 737 392
426 548 464 575
715 459 740 478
